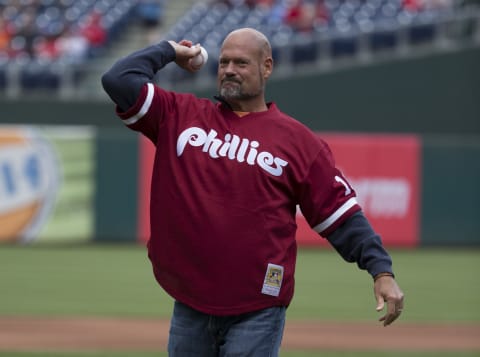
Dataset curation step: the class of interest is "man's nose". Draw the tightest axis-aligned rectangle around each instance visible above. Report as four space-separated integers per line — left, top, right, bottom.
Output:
224 62 237 74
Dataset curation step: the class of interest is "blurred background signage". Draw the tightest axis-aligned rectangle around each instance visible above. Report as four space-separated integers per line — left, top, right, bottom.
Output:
0 126 60 243
296 134 420 247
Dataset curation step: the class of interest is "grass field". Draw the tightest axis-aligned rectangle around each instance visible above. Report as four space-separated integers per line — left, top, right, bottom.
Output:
1 244 479 356
1 244 479 321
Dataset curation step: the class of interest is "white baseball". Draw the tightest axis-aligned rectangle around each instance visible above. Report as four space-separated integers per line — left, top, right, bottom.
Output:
191 46 208 69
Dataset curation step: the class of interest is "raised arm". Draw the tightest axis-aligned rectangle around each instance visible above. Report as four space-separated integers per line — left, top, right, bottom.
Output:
101 40 202 111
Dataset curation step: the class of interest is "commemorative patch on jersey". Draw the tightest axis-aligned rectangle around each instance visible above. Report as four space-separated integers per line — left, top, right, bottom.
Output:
261 263 284 297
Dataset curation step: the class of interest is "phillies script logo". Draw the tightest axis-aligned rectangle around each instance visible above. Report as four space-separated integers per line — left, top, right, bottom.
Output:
177 127 289 176
0 126 60 243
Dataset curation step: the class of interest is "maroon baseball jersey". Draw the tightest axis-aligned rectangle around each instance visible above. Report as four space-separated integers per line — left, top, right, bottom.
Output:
116 82 360 315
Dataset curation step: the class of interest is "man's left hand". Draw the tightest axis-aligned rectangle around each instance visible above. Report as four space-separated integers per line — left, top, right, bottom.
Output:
374 275 404 326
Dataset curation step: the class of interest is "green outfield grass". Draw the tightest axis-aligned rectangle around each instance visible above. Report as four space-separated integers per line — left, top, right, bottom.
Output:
292 247 480 322
1 244 479 321
1 244 479 357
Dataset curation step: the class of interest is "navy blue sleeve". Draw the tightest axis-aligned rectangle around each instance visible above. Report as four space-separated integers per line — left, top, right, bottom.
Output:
101 40 176 112
326 211 394 278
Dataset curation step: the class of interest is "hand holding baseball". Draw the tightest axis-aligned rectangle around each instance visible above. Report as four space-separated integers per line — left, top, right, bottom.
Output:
190 45 208 70
169 40 208 72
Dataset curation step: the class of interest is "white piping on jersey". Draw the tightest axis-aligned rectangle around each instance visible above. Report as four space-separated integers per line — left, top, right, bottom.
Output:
313 197 358 233
177 126 289 177
123 82 155 125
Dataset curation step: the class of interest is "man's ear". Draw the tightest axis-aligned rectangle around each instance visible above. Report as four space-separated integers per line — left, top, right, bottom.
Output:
263 57 273 79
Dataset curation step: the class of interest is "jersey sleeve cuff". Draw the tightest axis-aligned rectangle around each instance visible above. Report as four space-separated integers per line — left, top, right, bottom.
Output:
313 198 361 237
116 82 155 126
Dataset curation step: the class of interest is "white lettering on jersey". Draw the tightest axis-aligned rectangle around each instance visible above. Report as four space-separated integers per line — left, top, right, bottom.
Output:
177 127 289 177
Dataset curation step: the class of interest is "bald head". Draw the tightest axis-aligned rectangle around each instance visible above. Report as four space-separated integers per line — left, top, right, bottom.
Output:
217 28 273 112
221 28 272 61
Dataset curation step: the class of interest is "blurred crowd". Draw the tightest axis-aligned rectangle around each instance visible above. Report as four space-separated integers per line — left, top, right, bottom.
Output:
0 0 110 63
0 0 169 64
0 0 474 65
214 0 458 32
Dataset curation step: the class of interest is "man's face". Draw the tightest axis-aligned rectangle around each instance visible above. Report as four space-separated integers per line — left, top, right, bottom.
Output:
217 36 267 102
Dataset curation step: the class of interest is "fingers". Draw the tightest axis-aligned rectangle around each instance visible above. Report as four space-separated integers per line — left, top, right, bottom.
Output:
379 299 403 327
374 276 404 327
375 295 384 312
169 41 203 72
375 293 399 326
178 41 201 57
178 39 193 47
168 40 200 56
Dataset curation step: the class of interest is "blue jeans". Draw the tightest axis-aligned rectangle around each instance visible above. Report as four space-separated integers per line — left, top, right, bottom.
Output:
168 301 286 356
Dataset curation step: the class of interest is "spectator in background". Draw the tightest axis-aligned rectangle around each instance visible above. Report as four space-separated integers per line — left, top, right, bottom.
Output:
268 0 290 24
402 0 454 11
15 5 37 57
136 0 164 44
214 0 244 7
80 12 107 57
283 0 304 28
244 0 276 8
137 0 164 28
315 0 329 26
33 34 60 61
0 18 11 53
283 0 329 33
402 0 424 11
56 27 90 64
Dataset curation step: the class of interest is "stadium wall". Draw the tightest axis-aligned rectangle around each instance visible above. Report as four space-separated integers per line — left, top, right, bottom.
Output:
94 127 139 242
196 46 480 135
2 47 479 134
1 47 478 245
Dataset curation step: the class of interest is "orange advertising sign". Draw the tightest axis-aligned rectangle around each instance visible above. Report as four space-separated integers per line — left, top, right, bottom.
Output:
0 126 60 243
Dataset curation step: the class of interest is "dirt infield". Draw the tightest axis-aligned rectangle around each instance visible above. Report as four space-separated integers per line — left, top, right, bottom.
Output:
1 317 479 352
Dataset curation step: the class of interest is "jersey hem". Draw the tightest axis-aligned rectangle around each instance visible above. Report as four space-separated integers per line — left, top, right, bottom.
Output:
158 280 290 316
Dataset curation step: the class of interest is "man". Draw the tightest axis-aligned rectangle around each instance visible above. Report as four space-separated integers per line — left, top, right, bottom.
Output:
102 27 404 356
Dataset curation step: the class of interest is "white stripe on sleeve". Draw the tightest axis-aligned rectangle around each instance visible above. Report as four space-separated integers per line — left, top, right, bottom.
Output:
313 197 358 233
123 82 155 125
